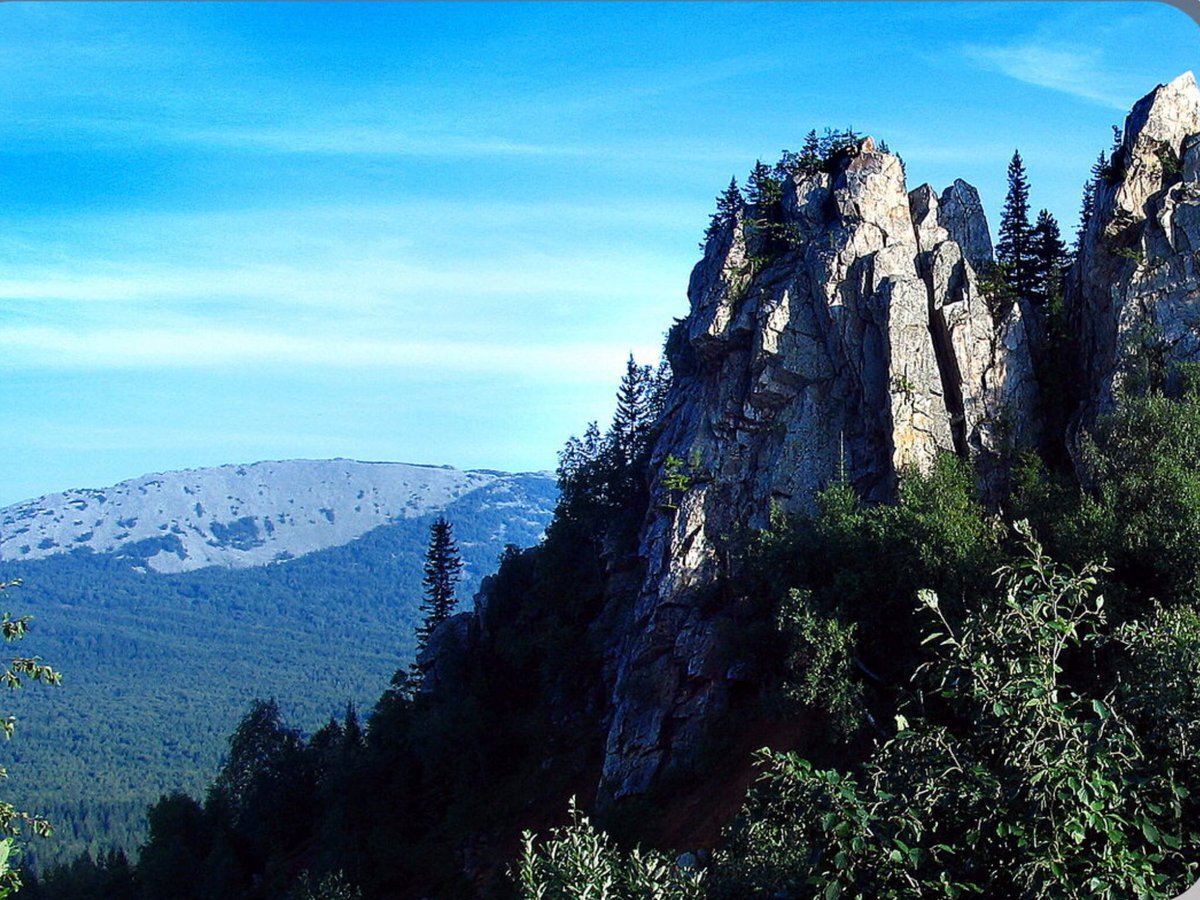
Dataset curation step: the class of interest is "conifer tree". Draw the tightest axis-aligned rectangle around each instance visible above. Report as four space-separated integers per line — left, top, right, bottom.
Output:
798 129 821 171
647 358 672 422
610 354 654 465
1029 209 1068 307
1075 176 1097 250
745 160 780 209
702 177 741 247
341 702 363 751
414 517 464 655
746 159 787 250
996 150 1034 298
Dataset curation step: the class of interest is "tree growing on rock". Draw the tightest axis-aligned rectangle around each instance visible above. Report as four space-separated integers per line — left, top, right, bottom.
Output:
1029 209 1069 307
610 355 656 467
702 177 742 248
997 150 1035 298
414 517 464 656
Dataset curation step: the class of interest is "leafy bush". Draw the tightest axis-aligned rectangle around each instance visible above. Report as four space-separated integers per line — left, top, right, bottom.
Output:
1082 364 1200 602
714 524 1198 898
751 454 999 687
514 798 705 900
774 590 862 741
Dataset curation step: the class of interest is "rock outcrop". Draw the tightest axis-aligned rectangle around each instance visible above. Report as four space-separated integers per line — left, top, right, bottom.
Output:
1073 71 1200 424
600 135 1040 801
417 74 1200 820
599 72 1200 804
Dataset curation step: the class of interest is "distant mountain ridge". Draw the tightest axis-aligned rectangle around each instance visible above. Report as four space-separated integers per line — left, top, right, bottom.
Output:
1 459 554 573
0 458 559 869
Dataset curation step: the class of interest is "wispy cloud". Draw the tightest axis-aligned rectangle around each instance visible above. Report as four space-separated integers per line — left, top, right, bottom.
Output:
961 41 1132 110
179 126 586 159
0 323 659 384
0 199 689 311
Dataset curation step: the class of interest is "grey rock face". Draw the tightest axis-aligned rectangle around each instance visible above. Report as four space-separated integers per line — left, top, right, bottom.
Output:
599 140 1039 802
938 179 995 274
1074 71 1200 423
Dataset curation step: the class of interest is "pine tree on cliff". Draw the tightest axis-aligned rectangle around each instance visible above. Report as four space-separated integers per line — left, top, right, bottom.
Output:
799 129 821 171
1075 176 1097 250
703 177 742 247
414 517 464 656
1029 209 1068 307
996 150 1034 298
746 160 783 211
610 354 655 466
747 159 787 250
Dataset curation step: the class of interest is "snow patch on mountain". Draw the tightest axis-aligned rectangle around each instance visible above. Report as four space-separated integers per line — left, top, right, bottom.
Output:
0 459 555 573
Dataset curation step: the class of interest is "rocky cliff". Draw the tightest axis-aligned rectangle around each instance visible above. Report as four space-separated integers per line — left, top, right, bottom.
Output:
1073 72 1200 426
598 73 1200 803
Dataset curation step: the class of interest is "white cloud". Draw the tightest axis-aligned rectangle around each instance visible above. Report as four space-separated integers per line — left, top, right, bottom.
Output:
0 323 660 384
962 41 1132 110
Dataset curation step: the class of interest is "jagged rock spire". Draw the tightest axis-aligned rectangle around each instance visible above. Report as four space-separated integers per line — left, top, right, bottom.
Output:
600 136 1039 803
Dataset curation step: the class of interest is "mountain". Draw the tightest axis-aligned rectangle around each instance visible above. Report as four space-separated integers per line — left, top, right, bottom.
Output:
1 458 552 574
0 461 557 868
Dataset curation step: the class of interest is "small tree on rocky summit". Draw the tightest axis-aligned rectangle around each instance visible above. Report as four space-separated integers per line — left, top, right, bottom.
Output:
414 517 464 656
702 177 742 247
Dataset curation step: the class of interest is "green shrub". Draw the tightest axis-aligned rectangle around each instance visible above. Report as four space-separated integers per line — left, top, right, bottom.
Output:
514 798 705 899
774 590 863 741
714 524 1198 898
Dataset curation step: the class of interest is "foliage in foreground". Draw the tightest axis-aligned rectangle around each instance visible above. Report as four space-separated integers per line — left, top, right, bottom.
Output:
0 581 60 898
720 523 1198 899
514 798 705 900
521 526 1200 899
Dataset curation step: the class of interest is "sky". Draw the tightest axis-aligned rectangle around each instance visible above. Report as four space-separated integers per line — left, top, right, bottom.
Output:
1 1 1198 507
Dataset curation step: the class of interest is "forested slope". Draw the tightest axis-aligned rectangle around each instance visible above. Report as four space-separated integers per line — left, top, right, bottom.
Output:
0 473 557 871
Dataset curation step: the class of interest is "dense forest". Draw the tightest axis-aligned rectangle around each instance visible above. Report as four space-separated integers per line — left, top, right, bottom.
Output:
0 475 556 873
13 123 1200 898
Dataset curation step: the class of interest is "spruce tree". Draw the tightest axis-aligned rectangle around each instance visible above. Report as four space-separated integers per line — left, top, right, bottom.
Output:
414 517 464 655
996 150 1034 298
798 129 821 171
702 177 741 247
746 160 781 209
1029 209 1068 307
746 159 787 251
610 354 654 466
1075 176 1097 250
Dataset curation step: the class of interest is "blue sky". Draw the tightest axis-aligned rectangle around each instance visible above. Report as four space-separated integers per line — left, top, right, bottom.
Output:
1 2 1197 506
